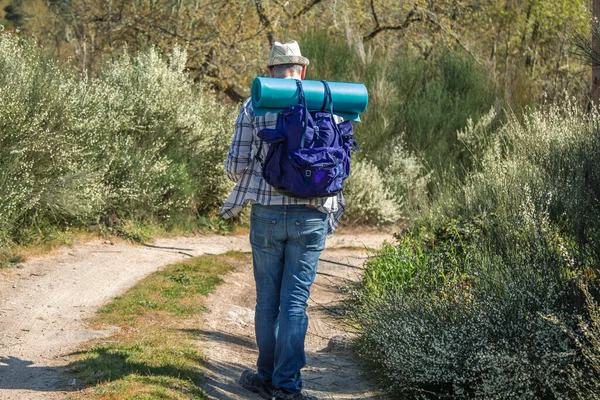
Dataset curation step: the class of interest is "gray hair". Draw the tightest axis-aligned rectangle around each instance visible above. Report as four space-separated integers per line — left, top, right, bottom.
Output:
269 63 303 76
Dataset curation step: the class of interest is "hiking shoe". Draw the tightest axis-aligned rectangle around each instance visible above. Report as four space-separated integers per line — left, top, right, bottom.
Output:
239 369 274 399
271 389 318 400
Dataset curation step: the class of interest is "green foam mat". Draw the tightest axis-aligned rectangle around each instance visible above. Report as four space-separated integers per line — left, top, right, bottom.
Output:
251 77 368 122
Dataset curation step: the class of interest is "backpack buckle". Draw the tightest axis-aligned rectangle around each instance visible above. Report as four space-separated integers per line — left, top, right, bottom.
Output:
305 170 312 177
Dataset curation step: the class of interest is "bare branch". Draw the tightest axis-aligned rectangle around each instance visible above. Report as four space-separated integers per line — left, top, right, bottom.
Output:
272 0 292 18
240 25 270 44
185 68 245 103
224 85 245 103
363 7 420 42
292 0 324 19
573 22 600 67
370 0 379 28
254 0 274 46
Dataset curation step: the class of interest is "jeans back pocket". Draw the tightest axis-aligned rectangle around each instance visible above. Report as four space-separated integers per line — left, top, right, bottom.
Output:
250 214 277 249
295 218 327 251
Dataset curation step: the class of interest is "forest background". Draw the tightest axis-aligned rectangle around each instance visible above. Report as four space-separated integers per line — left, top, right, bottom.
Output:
2 1 600 398
0 0 591 237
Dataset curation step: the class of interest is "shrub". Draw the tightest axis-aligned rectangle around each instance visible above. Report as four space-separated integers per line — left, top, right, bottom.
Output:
0 35 105 241
92 46 236 217
351 101 600 399
381 137 431 216
355 214 600 398
353 49 500 187
399 51 499 177
342 160 401 226
0 33 236 245
301 32 500 218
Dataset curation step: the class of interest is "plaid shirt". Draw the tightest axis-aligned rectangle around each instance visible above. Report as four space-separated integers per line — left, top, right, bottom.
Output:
220 97 345 235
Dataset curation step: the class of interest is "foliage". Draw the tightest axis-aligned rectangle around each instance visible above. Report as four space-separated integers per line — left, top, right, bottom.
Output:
3 0 588 109
371 49 500 185
92 46 235 217
302 32 498 218
342 160 402 227
2 0 589 229
306 29 499 188
19 0 344 100
471 0 590 107
0 33 235 246
351 102 600 398
0 35 104 244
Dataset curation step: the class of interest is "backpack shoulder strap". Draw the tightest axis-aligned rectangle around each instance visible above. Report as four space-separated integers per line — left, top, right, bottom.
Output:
296 80 310 148
321 79 342 137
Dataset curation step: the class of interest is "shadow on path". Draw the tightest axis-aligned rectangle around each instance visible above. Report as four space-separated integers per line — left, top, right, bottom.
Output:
185 329 264 399
0 356 73 392
184 329 257 350
201 359 261 400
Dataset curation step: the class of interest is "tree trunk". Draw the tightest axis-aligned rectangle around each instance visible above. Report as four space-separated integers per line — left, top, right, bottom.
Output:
593 0 600 106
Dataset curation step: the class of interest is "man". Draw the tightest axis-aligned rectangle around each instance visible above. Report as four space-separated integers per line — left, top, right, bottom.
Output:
220 40 345 400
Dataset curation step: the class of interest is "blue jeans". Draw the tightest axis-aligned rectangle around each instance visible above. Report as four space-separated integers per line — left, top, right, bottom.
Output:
250 203 329 394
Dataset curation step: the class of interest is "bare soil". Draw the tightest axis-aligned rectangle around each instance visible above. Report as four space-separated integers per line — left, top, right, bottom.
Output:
0 232 390 399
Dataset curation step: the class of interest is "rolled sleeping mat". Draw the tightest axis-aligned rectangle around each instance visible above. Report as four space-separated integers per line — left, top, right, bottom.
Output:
251 77 368 122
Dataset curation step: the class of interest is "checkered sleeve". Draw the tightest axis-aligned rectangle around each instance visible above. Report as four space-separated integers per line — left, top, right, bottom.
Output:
225 100 254 183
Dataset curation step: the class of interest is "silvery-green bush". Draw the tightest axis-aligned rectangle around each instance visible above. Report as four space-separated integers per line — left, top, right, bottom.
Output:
0 33 235 244
342 136 429 225
379 137 430 216
91 46 235 216
352 102 600 399
343 159 402 226
0 36 105 243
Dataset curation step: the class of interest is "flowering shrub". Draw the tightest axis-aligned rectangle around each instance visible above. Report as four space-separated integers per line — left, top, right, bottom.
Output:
0 36 105 243
351 102 600 398
0 34 235 245
342 160 402 226
342 138 429 226
91 46 235 216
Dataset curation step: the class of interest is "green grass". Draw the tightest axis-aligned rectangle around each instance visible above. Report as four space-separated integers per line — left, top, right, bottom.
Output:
65 252 251 399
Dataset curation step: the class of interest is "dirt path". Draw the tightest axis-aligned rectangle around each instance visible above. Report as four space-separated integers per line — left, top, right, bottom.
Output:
0 233 389 399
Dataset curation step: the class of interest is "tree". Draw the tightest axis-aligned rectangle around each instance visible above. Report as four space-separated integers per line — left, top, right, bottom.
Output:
11 0 593 105
36 0 328 101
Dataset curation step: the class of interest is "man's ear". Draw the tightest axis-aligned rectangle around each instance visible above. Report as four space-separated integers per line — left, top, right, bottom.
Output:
301 65 307 80
267 66 274 78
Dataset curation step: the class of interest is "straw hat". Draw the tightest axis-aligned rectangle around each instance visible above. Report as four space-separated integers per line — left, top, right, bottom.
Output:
266 40 310 67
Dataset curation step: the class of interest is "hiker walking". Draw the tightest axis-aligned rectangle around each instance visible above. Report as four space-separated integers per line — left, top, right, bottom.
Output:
220 40 348 400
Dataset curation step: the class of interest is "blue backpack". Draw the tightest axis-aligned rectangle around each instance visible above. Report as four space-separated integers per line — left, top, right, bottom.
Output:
256 80 356 199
